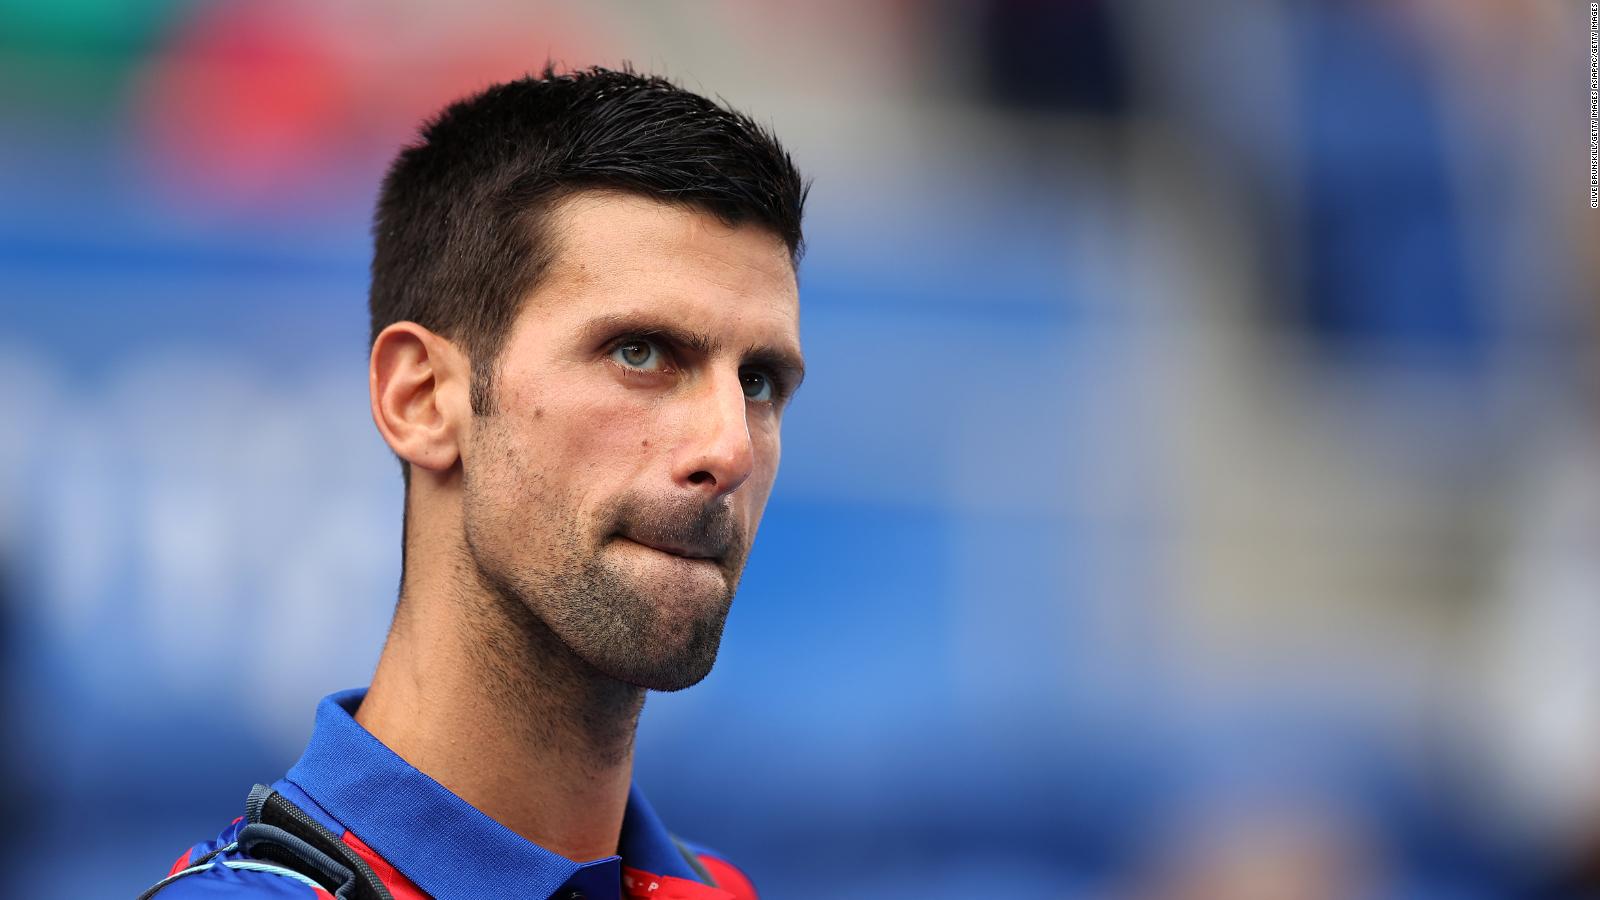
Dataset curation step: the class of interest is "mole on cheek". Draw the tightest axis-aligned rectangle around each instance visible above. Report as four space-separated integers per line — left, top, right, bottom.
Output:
534 407 545 418
641 439 650 448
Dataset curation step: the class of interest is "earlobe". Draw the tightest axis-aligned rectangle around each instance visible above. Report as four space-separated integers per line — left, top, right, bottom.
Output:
369 323 470 476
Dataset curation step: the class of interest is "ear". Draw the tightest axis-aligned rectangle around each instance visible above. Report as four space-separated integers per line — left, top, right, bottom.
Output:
369 322 472 478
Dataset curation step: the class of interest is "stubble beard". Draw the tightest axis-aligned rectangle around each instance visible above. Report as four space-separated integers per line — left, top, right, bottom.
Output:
459 439 746 696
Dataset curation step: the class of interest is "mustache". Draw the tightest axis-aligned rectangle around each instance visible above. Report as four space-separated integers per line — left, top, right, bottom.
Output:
610 495 743 562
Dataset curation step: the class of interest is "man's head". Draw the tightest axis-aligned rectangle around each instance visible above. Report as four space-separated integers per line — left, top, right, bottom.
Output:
366 66 807 692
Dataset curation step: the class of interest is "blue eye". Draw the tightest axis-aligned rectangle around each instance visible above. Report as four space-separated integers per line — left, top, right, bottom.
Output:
611 339 666 371
741 370 774 402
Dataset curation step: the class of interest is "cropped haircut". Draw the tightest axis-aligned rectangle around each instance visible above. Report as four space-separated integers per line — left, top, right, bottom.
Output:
368 64 808 488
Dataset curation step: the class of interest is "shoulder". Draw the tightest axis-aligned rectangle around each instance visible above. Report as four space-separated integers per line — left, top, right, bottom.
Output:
141 818 332 899
676 839 760 900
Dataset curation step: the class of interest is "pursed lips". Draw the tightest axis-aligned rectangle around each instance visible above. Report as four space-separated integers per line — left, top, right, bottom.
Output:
620 533 722 562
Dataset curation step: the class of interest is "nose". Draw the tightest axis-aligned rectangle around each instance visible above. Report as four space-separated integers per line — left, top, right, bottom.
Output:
672 370 755 500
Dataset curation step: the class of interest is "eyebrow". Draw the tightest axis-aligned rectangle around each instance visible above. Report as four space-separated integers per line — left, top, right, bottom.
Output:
579 312 807 390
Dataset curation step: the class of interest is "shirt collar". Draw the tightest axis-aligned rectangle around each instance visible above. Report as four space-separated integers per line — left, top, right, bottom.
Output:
283 688 703 900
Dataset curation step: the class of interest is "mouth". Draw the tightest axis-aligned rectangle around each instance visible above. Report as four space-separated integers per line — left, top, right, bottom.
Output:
617 534 722 564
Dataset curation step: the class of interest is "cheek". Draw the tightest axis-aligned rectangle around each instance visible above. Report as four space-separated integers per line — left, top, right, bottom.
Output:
753 413 781 470
523 392 665 529
555 392 659 466
742 428 782 505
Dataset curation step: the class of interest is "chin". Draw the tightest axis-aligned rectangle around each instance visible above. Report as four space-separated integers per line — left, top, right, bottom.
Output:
588 647 719 692
504 537 740 691
571 601 730 692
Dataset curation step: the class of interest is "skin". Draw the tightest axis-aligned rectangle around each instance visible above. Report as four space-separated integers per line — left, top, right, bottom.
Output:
356 191 802 864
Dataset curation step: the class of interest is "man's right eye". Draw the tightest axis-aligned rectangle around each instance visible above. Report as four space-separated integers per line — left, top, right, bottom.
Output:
611 339 668 372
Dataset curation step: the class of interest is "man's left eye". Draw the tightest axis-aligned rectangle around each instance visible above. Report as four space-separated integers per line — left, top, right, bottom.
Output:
611 339 666 371
741 370 774 402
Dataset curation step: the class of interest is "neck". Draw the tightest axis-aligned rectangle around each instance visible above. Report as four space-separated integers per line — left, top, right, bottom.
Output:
356 546 645 863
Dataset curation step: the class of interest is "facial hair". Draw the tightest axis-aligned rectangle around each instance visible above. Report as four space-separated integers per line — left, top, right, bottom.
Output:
460 432 749 693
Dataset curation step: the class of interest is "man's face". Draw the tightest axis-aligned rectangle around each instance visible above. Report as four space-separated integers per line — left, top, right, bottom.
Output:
459 191 802 691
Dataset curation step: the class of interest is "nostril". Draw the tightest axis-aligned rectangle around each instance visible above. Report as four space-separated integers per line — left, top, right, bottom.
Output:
688 470 716 486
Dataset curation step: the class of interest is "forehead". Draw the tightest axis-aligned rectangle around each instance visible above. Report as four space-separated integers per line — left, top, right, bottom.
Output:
527 191 801 342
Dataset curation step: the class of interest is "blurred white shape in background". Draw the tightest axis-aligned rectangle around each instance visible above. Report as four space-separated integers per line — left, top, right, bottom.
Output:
1480 419 1600 856
0 342 399 748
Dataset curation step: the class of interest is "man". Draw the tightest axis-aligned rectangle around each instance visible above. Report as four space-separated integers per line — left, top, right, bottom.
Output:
141 65 806 900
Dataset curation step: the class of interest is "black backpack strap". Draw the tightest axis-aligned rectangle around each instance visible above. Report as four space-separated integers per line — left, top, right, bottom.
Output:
242 784 395 900
137 785 395 900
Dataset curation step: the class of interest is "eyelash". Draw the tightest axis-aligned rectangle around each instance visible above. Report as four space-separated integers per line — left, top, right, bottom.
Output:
606 334 789 404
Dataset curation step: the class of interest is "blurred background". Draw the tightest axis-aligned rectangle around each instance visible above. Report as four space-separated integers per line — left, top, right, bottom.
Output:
3 0 1598 897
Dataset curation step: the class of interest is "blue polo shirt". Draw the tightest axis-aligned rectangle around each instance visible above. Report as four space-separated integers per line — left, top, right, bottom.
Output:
148 689 757 900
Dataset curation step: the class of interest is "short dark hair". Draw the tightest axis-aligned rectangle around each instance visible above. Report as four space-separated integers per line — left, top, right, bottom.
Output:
368 64 808 441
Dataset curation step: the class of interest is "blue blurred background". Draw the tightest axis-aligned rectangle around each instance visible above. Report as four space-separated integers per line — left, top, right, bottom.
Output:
3 1 1599 897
